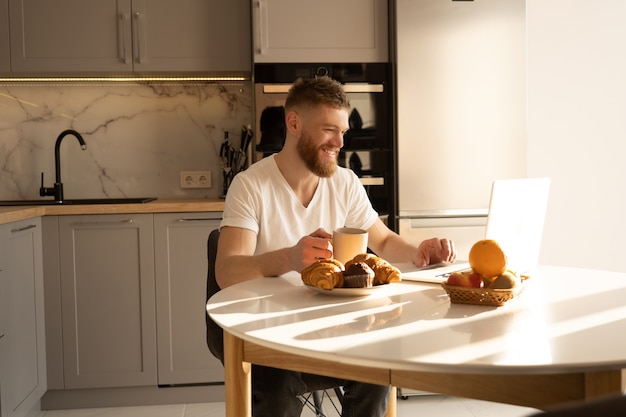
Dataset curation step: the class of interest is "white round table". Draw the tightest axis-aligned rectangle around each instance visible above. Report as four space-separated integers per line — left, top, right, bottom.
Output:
207 266 626 417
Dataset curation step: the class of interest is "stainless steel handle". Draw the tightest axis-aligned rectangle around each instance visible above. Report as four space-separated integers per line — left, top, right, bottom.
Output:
254 0 267 55
399 209 488 228
263 84 384 94
398 209 489 220
407 217 487 229
118 13 129 63
343 84 385 93
359 177 384 186
73 219 134 226
11 224 37 233
176 218 220 223
134 12 143 64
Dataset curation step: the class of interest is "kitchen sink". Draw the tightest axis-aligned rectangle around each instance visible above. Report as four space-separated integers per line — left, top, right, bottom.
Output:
0 197 157 206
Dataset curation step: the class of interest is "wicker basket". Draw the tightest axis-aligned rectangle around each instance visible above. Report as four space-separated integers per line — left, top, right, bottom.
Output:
441 282 524 307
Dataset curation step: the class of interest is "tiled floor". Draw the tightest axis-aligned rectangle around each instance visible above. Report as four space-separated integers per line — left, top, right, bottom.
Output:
40 394 540 417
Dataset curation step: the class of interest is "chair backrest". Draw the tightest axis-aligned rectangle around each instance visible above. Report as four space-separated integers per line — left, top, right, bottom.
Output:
205 228 224 364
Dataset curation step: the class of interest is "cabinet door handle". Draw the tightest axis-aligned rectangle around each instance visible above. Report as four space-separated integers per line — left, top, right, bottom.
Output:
254 0 268 55
11 224 37 233
134 12 144 64
176 218 220 223
118 13 129 63
73 219 134 226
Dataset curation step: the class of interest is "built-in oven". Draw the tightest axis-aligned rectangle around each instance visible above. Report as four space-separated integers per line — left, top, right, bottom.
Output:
253 63 397 228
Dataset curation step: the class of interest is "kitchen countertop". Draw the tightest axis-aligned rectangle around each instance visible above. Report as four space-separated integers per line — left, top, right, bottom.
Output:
0 198 225 225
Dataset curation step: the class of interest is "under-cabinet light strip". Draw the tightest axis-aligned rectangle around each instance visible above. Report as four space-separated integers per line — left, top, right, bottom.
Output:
0 76 248 83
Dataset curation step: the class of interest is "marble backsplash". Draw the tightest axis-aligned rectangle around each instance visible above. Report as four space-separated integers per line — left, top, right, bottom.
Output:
0 81 252 201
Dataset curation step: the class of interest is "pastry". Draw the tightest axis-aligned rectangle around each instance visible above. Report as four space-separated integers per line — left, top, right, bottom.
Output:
301 258 344 290
342 262 375 288
345 253 402 285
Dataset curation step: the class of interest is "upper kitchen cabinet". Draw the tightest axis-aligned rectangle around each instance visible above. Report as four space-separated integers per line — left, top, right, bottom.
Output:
252 0 388 63
8 0 251 74
0 0 8 72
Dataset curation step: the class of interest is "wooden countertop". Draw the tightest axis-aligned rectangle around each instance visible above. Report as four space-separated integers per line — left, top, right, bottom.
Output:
0 198 225 225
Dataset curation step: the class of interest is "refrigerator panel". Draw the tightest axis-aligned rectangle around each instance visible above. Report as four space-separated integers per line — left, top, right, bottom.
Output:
399 216 487 261
395 0 527 213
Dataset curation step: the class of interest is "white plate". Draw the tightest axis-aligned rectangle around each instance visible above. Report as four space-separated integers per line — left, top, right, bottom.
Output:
304 284 386 297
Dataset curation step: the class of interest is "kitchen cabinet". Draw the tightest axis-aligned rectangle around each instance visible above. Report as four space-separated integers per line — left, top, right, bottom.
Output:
0 335 5 417
0 0 9 72
154 213 224 385
8 0 251 73
57 214 157 389
42 211 225 405
0 226 4 343
0 225 5 417
252 0 388 63
0 218 47 417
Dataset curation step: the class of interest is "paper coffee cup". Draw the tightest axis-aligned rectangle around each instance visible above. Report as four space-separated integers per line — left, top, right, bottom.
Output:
333 227 368 264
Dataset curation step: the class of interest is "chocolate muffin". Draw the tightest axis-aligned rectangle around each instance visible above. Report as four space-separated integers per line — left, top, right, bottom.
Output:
342 262 375 288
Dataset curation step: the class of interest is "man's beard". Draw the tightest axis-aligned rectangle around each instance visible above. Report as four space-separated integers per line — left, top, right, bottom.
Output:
297 131 338 178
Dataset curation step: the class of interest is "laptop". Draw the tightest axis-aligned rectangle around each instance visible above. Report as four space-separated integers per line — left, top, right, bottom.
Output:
398 177 551 283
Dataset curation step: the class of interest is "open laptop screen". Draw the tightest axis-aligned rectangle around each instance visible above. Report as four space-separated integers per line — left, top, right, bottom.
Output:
399 177 550 283
484 177 550 274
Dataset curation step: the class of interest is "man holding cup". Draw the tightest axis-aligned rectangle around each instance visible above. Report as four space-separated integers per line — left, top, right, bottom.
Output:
212 76 456 417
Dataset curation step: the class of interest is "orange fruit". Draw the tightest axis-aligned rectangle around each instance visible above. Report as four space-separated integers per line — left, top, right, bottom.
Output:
468 239 507 278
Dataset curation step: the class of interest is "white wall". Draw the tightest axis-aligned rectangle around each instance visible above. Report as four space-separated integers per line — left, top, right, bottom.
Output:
527 1 626 272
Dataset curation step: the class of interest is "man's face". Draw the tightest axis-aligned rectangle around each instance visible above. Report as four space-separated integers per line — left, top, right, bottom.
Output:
296 106 349 178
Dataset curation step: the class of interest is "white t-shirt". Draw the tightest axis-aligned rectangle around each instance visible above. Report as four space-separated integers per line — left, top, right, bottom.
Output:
220 155 379 255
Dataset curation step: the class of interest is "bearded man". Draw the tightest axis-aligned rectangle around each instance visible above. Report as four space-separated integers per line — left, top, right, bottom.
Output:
209 76 456 417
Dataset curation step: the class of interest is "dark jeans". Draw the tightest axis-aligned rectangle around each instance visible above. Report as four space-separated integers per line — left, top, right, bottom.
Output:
207 315 390 417
253 365 390 417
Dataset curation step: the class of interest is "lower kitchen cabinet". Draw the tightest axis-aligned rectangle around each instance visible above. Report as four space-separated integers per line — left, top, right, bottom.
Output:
42 211 225 404
57 214 157 389
153 213 224 385
0 218 46 417
0 226 4 417
0 334 6 417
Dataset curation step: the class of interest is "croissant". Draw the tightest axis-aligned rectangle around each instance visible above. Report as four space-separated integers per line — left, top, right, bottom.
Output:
345 253 402 285
372 262 402 285
301 258 345 290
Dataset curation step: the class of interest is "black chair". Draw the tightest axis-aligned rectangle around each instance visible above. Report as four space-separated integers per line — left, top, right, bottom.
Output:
205 228 225 363
205 229 343 416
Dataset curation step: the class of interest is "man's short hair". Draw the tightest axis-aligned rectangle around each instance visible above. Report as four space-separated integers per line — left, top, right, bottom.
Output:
285 76 350 112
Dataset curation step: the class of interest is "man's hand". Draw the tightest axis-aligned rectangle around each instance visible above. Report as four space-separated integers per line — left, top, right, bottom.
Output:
290 228 333 272
413 237 456 267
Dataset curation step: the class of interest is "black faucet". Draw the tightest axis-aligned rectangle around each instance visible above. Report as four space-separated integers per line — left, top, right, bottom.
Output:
40 129 87 202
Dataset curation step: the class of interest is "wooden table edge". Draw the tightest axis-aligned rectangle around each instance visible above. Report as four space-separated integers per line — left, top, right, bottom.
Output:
223 331 623 416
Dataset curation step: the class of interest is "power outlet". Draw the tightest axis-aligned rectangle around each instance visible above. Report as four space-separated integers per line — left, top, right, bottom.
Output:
180 171 211 189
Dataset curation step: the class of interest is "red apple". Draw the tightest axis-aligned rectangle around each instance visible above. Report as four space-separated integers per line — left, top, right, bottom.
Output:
446 271 483 288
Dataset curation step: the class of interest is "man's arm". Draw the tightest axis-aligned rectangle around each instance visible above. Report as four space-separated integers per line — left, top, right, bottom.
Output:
215 226 334 289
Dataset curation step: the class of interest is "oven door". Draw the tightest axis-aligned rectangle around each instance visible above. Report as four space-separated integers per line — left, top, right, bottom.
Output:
254 83 385 154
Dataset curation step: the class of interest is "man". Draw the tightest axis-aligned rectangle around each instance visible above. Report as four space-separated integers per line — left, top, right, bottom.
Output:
214 76 456 416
